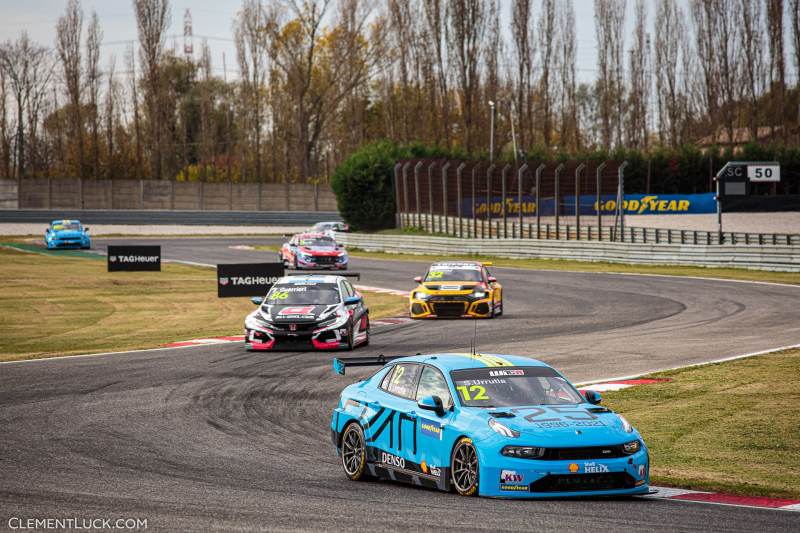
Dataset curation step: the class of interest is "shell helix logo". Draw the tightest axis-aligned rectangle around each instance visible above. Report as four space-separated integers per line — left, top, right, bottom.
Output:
569 463 579 473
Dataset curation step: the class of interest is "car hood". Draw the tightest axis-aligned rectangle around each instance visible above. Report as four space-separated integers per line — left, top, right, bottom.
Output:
421 281 480 291
260 303 340 322
52 230 85 238
299 246 344 256
478 406 635 445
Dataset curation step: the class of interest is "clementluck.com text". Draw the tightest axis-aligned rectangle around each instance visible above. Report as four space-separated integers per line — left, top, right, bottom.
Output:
7 517 147 530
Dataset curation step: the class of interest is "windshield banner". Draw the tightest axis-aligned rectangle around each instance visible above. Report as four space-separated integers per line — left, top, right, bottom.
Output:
107 245 161 272
462 193 716 217
217 262 285 298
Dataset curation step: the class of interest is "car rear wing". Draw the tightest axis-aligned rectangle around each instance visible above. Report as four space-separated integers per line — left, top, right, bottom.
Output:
285 272 361 280
333 354 403 375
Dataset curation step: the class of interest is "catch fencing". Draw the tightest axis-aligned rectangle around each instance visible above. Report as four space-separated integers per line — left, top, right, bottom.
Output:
393 159 799 246
337 232 800 273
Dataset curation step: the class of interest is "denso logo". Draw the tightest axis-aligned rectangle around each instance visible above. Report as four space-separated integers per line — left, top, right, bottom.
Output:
381 452 405 469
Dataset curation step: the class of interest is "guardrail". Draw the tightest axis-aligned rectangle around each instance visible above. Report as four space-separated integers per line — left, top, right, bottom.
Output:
402 213 800 246
337 232 800 272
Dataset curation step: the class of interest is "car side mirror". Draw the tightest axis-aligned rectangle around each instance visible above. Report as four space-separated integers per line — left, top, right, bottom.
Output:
413 276 423 283
251 296 264 305
583 390 602 405
344 295 361 305
487 276 497 283
418 395 445 417
84 227 90 232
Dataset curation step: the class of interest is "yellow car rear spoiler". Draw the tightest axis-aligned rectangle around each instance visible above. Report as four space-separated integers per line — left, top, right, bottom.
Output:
481 261 493 266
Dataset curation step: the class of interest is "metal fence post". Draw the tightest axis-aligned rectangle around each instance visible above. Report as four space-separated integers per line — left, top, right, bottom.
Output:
574 163 585 240
140 179 145 209
517 163 528 238
471 164 479 238
393 163 403 228
535 164 545 239
456 162 465 238
402 162 411 227
595 162 606 241
485 164 495 238
617 161 628 242
442 161 451 235
427 161 436 232
554 163 564 240
414 161 423 229
501 164 511 238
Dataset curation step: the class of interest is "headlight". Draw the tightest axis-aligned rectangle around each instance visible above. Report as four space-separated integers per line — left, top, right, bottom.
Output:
414 291 431 301
472 289 487 299
622 440 641 454
501 446 544 458
489 418 520 438
299 252 313 260
245 314 269 330
619 415 633 433
337 253 348 261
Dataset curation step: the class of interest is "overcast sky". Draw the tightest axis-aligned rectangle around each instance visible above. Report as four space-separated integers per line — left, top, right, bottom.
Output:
0 0 710 85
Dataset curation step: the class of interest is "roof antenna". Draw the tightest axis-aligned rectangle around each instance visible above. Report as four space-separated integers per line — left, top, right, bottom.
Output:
470 318 478 357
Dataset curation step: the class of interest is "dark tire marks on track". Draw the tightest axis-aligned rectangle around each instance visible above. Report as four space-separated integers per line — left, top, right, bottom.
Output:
1 237 799 531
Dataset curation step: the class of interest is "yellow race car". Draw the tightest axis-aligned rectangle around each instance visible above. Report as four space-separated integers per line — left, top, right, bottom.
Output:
409 261 503 318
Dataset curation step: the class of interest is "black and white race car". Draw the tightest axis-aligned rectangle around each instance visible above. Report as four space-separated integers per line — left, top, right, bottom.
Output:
244 275 369 351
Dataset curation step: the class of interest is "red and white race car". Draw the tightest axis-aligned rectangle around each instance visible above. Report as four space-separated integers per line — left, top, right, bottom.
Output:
279 233 349 270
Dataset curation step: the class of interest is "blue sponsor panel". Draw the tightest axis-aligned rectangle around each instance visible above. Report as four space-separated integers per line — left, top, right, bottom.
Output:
462 193 716 218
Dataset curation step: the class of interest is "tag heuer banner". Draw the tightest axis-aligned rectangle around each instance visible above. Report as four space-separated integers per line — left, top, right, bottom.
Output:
107 245 161 272
217 263 285 298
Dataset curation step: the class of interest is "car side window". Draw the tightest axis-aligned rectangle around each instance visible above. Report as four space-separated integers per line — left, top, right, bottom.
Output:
381 364 422 399
416 366 453 410
341 281 353 298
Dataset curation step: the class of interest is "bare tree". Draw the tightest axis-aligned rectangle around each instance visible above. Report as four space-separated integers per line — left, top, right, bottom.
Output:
0 59 10 177
0 33 52 178
56 0 84 178
626 0 650 149
739 0 766 141
511 0 533 150
766 0 786 140
792 0 800 143
556 0 578 151
104 55 117 179
234 0 273 181
134 0 170 179
594 0 626 149
423 0 450 147
447 0 487 155
126 45 142 180
655 0 684 146
86 10 102 178
538 0 556 148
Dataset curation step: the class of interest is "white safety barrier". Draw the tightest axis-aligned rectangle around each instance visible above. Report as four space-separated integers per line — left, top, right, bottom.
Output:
337 232 800 272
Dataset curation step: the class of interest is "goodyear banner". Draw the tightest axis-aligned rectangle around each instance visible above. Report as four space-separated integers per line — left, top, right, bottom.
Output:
463 193 716 218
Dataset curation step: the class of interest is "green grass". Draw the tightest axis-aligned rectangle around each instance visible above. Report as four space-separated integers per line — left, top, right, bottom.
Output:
253 244 800 286
0 246 406 362
601 349 800 498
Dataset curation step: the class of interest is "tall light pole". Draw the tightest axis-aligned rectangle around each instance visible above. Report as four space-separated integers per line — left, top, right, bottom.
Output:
488 100 496 163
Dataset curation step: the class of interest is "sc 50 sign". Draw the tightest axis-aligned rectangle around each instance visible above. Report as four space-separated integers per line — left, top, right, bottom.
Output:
747 164 780 183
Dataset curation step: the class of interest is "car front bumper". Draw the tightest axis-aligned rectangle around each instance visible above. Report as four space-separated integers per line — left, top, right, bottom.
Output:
296 256 348 270
409 295 494 318
245 318 363 351
477 447 650 498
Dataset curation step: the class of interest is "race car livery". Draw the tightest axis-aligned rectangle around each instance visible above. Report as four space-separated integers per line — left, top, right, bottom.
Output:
331 353 650 499
245 275 368 351
409 261 502 318
279 233 348 270
44 220 91 249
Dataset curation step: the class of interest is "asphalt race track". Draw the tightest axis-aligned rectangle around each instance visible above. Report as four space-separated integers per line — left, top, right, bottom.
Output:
2 237 799 532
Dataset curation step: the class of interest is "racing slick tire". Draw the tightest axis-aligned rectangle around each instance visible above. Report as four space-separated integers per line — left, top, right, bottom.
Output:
293 256 299 270
345 323 355 350
340 423 373 481
279 253 289 269
360 316 370 347
451 438 479 496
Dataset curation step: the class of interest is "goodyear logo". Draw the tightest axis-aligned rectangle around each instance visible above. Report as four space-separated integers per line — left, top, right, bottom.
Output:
420 419 443 440
595 196 690 214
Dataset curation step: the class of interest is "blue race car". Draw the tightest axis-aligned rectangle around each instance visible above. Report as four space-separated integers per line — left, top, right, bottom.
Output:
331 353 650 498
45 220 91 249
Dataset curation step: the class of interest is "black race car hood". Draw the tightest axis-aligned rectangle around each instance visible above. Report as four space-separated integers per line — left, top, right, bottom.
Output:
261 303 339 322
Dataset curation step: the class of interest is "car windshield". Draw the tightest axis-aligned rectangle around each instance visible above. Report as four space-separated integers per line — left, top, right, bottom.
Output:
450 366 584 407
264 283 340 305
299 237 337 248
425 265 483 282
52 222 81 231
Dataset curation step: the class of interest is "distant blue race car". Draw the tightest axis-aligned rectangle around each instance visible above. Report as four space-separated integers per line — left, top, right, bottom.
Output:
331 353 650 498
45 220 91 249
